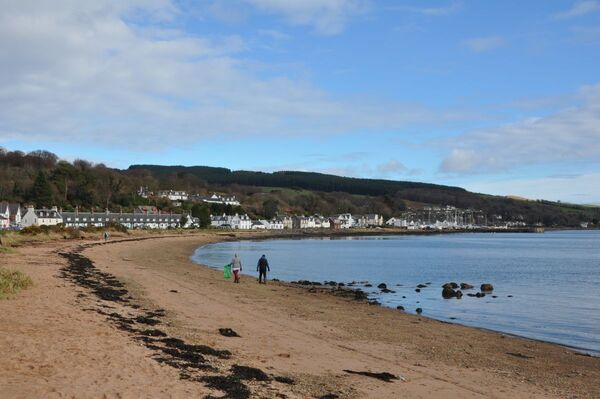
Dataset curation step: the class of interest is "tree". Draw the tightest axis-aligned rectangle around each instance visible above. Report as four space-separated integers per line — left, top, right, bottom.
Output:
29 171 54 207
191 203 211 228
262 199 279 219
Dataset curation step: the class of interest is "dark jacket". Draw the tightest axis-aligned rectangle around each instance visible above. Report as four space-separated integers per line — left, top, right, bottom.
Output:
257 256 270 271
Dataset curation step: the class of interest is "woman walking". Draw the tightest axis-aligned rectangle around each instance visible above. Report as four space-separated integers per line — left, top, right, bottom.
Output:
231 254 242 283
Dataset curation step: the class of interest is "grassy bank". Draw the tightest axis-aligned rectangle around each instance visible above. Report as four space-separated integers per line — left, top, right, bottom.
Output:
0 268 33 299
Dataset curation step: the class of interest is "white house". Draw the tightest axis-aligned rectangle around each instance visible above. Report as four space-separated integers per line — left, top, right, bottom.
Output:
275 215 293 229
230 214 252 230
210 213 252 229
386 217 408 228
313 215 330 229
267 218 284 230
157 190 188 201
200 193 240 206
332 213 354 229
21 206 63 227
0 202 9 229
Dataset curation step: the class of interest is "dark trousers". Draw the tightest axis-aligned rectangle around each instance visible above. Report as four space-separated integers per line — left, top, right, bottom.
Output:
258 269 267 283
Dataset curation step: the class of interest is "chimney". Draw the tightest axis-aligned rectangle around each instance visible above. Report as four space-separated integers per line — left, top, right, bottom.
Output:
51 206 58 212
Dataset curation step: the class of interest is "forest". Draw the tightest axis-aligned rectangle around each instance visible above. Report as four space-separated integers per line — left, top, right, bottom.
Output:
1 148 598 227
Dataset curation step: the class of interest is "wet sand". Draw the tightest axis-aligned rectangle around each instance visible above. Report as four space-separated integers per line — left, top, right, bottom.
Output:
1 232 599 398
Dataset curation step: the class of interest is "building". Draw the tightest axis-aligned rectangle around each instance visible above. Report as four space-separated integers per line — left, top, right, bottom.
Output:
332 213 354 229
210 213 252 229
157 190 188 201
200 193 240 206
137 186 153 198
62 210 184 229
0 202 9 229
9 203 22 227
274 215 293 229
135 205 159 214
355 214 384 228
21 206 63 227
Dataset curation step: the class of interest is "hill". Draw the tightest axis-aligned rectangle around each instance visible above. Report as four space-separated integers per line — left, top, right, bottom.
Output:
127 164 599 227
1 148 598 227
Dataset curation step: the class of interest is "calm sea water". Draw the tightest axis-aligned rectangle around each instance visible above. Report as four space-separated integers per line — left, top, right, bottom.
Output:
192 230 600 355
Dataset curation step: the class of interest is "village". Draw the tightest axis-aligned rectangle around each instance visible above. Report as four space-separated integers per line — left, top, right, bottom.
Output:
1 188 526 231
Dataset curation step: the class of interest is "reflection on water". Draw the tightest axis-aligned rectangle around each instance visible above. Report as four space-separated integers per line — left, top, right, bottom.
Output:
192 230 600 355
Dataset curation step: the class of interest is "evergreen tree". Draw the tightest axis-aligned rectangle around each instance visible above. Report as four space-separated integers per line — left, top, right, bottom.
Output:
29 171 53 207
191 203 211 228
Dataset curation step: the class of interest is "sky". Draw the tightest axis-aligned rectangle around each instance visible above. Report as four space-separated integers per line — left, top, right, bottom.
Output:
1 0 599 203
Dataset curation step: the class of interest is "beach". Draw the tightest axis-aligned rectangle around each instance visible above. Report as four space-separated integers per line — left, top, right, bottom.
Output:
1 232 599 398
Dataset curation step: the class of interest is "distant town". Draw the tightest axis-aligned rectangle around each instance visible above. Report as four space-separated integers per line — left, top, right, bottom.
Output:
2 187 552 231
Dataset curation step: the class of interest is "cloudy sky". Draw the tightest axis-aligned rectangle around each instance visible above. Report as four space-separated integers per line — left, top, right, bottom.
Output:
1 0 599 203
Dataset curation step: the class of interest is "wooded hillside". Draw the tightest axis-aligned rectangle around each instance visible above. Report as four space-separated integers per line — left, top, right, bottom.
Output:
1 148 598 227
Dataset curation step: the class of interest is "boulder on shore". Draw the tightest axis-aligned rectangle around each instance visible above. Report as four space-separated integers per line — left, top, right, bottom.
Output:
480 283 494 292
416 308 423 314
396 305 405 311
460 283 474 290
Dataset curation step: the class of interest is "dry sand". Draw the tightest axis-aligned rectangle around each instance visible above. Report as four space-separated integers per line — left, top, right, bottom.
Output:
1 232 599 398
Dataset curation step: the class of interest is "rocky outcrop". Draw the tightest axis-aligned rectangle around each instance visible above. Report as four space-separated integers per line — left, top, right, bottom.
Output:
460 283 474 290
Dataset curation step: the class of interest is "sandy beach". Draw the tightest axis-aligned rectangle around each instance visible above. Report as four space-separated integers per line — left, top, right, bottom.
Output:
1 232 599 399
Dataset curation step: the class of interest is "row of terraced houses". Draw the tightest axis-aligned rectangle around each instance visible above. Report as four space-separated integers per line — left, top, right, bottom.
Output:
0 202 193 230
210 213 385 230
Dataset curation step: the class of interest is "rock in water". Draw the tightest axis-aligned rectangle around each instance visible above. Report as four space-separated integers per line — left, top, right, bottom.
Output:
416 284 427 288
442 287 456 298
455 290 463 299
460 283 474 290
442 282 459 289
377 283 387 289
416 308 423 314
481 283 494 292
396 305 405 311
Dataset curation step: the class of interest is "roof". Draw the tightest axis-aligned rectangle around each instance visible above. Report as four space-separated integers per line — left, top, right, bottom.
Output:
34 209 62 219
8 203 20 215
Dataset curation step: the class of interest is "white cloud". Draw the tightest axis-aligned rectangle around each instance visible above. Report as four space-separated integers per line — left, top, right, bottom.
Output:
258 29 291 40
464 173 600 204
376 160 408 176
463 36 506 52
392 1 462 16
243 0 369 35
554 0 600 19
0 0 469 150
440 84 600 174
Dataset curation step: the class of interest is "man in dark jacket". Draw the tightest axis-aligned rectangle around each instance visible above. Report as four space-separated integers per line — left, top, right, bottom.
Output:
256 254 270 284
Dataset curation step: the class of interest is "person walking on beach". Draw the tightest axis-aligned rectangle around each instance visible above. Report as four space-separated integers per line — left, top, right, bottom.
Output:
257 254 270 284
103 231 109 241
231 254 242 283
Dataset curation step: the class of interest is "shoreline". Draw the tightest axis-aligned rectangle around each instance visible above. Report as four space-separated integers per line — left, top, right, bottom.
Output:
191 232 600 358
2 232 599 398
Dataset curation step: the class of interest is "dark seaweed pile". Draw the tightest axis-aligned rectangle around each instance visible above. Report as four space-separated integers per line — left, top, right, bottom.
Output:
58 245 279 399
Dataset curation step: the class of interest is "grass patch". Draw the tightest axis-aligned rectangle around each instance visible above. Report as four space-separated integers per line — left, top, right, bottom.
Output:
0 268 33 299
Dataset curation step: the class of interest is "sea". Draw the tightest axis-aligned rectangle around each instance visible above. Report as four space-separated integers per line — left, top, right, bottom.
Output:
191 230 600 355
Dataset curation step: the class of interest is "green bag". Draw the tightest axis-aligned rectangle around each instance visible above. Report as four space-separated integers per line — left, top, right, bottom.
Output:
223 264 232 279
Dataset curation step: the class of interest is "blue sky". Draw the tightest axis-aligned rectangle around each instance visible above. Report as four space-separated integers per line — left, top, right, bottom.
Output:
1 0 599 203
